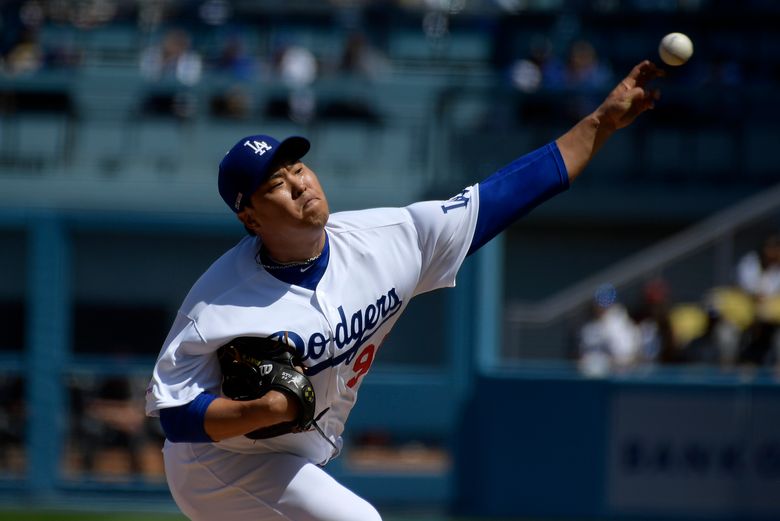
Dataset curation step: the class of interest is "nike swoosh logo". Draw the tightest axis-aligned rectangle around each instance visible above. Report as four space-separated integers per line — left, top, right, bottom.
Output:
300 264 314 272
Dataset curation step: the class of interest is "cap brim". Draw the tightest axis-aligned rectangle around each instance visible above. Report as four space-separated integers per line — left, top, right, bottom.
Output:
274 136 310 166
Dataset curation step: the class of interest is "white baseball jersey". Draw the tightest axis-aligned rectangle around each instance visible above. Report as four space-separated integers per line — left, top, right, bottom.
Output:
146 185 479 465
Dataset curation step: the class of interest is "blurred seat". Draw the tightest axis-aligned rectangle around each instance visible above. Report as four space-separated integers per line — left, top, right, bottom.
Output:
387 26 490 67
707 286 755 330
318 98 382 125
80 24 142 65
310 122 378 178
124 90 198 176
0 87 76 171
668 303 708 347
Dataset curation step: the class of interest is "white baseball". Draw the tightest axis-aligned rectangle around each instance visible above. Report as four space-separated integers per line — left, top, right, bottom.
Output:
659 32 693 66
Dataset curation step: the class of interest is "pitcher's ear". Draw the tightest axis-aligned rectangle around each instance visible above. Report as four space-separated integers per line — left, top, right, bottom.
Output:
237 208 260 233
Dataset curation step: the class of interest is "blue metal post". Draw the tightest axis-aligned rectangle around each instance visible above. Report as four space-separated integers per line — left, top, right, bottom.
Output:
446 254 475 400
474 235 504 373
25 213 69 497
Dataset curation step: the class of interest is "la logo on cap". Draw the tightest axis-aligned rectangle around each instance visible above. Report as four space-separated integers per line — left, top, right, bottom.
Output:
244 140 273 155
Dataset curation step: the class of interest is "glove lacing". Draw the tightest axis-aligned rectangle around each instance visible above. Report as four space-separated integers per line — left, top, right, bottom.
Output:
310 408 339 452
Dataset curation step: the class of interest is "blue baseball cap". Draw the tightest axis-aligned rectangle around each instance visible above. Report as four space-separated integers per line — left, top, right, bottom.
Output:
218 134 310 212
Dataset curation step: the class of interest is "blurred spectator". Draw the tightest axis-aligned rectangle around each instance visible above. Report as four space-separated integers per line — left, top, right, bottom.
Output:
208 33 257 120
210 84 253 120
735 234 780 366
138 28 202 120
140 90 197 119
73 376 147 477
338 31 391 80
578 284 642 377
563 39 612 90
275 44 318 88
197 0 232 27
510 35 609 93
682 306 735 366
631 277 675 365
736 234 780 299
703 287 754 367
561 39 613 119
0 1 83 75
508 36 565 93
139 28 203 86
268 43 319 124
2 26 43 75
56 0 120 29
509 37 568 127
512 37 612 125
509 58 543 93
212 34 256 82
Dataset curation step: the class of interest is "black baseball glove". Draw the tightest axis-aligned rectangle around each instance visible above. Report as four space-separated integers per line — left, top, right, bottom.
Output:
216 335 316 440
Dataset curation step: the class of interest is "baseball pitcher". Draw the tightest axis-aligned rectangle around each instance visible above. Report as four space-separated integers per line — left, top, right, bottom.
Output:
146 61 663 520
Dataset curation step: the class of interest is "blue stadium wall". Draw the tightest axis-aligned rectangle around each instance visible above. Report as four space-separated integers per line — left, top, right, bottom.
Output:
453 372 780 521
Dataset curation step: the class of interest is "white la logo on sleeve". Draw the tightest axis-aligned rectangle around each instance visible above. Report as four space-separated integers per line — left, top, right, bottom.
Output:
244 140 273 155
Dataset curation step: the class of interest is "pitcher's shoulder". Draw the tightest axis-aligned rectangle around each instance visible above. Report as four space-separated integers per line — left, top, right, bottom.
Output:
326 207 411 234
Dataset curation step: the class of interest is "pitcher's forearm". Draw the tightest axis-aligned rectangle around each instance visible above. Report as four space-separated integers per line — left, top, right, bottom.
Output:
204 392 298 442
555 111 616 183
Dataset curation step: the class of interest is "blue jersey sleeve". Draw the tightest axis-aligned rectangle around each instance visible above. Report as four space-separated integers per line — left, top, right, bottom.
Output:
467 142 569 256
159 391 217 443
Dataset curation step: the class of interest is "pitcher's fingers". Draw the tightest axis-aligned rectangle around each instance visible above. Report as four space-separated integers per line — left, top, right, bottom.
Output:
628 60 665 89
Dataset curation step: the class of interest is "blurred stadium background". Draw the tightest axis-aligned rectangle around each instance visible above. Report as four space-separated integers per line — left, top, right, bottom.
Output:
1 0 780 520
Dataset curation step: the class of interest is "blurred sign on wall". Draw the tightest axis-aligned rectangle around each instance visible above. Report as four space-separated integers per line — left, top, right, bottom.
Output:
607 389 780 518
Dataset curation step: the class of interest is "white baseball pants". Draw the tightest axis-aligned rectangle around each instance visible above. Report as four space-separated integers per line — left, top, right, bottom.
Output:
163 440 382 521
